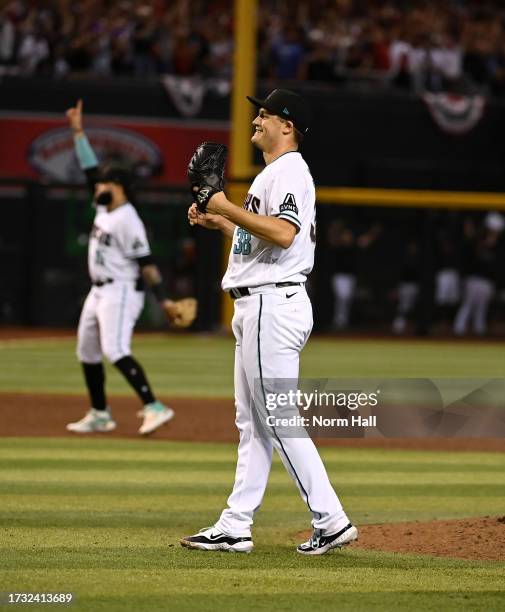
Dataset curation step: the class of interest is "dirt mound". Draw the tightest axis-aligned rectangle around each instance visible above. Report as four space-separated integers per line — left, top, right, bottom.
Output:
352 516 505 561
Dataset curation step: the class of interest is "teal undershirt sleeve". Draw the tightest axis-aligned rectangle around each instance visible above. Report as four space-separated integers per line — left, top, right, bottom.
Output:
75 133 99 170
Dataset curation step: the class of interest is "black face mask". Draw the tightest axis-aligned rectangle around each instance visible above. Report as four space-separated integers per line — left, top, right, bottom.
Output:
96 191 113 206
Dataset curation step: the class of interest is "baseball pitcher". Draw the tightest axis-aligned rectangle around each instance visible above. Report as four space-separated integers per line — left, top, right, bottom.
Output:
180 89 357 555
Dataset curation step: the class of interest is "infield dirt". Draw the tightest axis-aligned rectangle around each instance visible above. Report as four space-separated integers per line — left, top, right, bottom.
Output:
1 391 504 453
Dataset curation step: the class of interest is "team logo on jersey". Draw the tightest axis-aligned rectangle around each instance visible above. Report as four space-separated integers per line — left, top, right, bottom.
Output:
243 193 260 214
280 193 298 214
132 238 144 250
91 224 112 246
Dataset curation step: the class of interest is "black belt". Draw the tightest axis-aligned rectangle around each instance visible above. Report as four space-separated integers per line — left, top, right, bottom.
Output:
92 278 114 287
229 282 302 300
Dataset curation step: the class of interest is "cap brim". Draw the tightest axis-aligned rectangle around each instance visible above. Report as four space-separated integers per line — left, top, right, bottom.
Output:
246 95 265 108
246 94 308 134
246 95 278 116
99 173 121 184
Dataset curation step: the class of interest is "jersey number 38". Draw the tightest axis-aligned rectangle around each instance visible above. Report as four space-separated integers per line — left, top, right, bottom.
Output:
233 228 252 255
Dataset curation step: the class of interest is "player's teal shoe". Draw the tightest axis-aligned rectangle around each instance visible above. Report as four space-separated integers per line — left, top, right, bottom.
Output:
66 408 116 433
138 401 174 435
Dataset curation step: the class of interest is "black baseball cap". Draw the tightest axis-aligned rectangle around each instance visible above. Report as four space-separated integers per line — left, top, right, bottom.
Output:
97 165 133 191
247 89 312 135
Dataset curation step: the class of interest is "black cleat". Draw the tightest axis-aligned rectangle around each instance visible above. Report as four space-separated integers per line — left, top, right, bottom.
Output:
180 526 254 553
297 523 358 555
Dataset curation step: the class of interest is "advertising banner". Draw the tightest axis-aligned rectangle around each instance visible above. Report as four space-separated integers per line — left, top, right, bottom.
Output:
0 113 229 184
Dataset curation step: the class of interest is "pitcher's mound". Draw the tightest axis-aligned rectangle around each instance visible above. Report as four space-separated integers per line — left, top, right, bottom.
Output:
299 517 505 560
353 516 505 560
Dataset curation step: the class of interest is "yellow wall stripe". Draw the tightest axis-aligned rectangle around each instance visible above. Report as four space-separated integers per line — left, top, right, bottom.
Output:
316 186 505 209
228 183 505 210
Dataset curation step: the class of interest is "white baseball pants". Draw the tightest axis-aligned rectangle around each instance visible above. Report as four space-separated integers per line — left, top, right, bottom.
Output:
332 273 356 328
435 268 460 305
453 276 494 335
215 285 349 537
77 282 144 364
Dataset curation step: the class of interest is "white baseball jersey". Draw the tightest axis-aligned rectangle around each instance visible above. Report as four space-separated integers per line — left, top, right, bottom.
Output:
88 203 150 282
222 152 316 290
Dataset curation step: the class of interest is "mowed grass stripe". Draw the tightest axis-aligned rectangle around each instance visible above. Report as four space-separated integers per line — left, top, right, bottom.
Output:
0 591 502 612
0 458 237 471
1 494 502 513
1 439 504 467
2 471 504 487
1 461 504 484
0 336 235 397
2 501 504 529
1 455 504 474
1 480 504 497
0 439 239 460
22 592 505 612
0 510 229 529
3 546 505 573
3 335 505 396
1 565 504 589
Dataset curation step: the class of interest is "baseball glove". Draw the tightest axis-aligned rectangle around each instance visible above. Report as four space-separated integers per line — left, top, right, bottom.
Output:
188 142 227 212
162 298 198 329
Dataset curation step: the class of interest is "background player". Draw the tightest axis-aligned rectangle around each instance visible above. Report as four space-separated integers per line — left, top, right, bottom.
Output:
453 213 502 336
181 89 357 555
65 100 194 435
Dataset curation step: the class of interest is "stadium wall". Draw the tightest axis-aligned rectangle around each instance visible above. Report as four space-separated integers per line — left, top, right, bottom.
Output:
1 78 505 190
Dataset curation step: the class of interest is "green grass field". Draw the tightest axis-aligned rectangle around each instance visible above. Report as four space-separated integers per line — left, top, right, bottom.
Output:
1 334 505 396
1 438 504 611
1 336 504 611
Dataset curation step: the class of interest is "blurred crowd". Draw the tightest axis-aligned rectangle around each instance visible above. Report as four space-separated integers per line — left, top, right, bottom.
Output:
259 0 505 95
2 0 505 95
324 211 505 336
0 0 233 79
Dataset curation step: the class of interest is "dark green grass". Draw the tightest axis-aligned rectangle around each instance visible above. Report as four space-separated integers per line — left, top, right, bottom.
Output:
0 438 504 611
